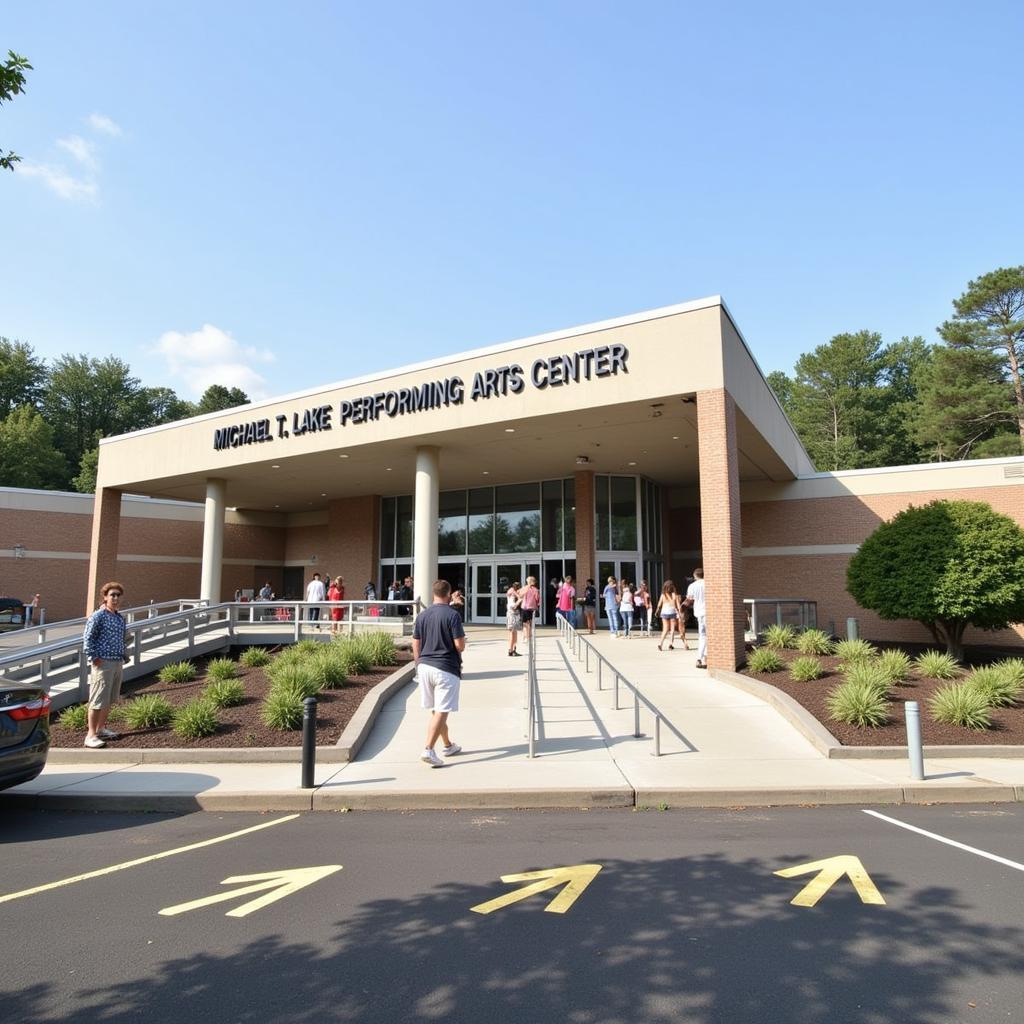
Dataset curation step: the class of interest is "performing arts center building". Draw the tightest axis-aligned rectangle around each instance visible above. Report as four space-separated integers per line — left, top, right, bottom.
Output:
3 296 1023 670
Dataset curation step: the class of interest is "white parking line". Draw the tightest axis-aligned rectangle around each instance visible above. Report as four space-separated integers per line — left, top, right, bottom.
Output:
863 809 1024 872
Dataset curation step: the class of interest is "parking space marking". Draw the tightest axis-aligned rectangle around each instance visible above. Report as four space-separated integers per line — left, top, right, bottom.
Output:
863 809 1024 873
470 863 603 915
774 855 885 907
159 865 343 918
0 814 300 906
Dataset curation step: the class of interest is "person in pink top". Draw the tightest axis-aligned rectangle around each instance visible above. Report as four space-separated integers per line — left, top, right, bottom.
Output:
520 575 541 640
557 575 577 628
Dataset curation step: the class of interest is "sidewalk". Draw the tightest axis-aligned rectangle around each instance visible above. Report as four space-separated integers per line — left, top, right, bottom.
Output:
5 627 1024 811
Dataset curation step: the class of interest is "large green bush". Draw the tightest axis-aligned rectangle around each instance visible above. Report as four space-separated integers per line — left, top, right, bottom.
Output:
123 694 175 729
847 500 1024 660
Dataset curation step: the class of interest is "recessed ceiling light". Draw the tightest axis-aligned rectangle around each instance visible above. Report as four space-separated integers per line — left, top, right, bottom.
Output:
339 454 349 459
271 464 280 469
505 428 515 433
628 461 637 466
273 504 280 509
320 492 327 497
672 435 679 440
482 471 490 475
385 467 392 471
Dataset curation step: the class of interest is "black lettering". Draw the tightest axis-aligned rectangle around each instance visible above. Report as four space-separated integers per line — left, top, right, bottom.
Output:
531 358 548 389
547 357 565 387
397 389 411 415
508 365 524 394
339 400 353 426
385 391 400 417
609 343 628 375
594 345 612 376
448 376 465 403
581 348 597 378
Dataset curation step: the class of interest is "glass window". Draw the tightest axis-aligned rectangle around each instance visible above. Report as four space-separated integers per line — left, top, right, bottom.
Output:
541 480 563 551
396 495 414 557
468 487 494 555
564 478 575 551
495 483 540 553
438 489 467 556
595 475 609 550
380 497 395 559
610 476 637 550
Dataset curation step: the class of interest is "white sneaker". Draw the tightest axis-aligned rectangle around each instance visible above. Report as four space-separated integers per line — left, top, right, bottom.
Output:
442 743 462 757
98 728 120 740
84 735 106 749
421 748 444 768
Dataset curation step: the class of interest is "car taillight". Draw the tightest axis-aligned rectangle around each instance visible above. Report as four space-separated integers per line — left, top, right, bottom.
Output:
8 695 51 720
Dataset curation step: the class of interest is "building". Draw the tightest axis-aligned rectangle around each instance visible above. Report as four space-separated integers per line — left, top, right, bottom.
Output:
2 297 1022 666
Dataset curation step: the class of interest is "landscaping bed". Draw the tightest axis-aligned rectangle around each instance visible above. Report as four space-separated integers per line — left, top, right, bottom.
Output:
51 645 413 750
741 642 1024 747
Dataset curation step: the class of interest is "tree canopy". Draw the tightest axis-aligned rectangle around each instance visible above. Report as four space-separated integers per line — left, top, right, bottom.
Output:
1 50 32 171
846 500 1024 659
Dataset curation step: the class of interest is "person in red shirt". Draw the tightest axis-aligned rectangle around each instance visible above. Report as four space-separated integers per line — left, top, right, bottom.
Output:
328 576 345 634
557 575 577 628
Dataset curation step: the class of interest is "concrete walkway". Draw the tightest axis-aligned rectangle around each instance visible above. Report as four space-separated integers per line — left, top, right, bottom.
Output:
6 626 1024 811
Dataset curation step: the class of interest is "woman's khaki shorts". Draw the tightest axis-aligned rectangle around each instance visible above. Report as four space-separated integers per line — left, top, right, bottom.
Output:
88 660 124 710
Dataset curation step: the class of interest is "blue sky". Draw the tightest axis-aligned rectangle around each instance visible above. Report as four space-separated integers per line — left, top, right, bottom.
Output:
3 1 1022 401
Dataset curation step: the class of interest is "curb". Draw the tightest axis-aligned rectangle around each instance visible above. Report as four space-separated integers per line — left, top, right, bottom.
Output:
334 661 418 759
312 787 636 811
711 668 1024 761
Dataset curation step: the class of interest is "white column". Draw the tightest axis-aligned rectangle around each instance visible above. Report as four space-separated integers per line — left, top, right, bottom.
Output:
200 477 227 603
413 446 440 609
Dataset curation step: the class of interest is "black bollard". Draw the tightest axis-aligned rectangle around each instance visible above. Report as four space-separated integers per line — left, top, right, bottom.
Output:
301 696 317 789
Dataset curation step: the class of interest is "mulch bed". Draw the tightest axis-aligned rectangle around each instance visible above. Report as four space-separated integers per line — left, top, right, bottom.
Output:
741 643 1024 747
50 648 413 749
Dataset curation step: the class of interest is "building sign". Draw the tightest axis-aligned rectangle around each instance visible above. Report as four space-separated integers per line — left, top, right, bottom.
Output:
213 344 628 451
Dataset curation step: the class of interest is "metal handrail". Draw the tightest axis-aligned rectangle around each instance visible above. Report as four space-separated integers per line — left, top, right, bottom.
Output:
555 613 684 756
525 621 539 758
0 600 418 711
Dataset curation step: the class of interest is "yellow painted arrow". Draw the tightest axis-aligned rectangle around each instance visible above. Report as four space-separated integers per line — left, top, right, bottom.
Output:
470 863 602 915
775 855 885 907
159 865 342 919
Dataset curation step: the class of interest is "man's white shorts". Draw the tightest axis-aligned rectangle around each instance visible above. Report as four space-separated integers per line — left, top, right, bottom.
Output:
418 665 461 713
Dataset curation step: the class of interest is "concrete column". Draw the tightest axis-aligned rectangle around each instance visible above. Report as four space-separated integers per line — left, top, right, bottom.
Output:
573 470 596 590
200 478 227 603
696 389 746 670
413 446 440 609
86 487 122 614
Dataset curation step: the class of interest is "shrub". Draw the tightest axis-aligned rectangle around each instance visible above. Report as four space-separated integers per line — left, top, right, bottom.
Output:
357 631 398 666
157 661 196 684
307 648 348 690
123 694 175 729
268 662 321 699
994 657 1024 688
202 679 246 708
747 647 784 673
261 688 304 730
761 624 797 650
796 629 834 656
846 499 1024 660
914 650 960 680
58 704 88 730
106 703 127 723
239 647 271 668
789 657 823 682
834 639 876 665
963 666 1022 708
172 698 219 739
929 683 993 730
205 657 238 681
826 679 891 727
877 649 913 686
333 638 372 675
842 661 892 698
294 639 322 658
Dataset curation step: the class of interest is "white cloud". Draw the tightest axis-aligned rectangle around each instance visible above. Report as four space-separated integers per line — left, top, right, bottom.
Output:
154 325 276 400
16 161 98 202
56 134 99 170
86 113 122 136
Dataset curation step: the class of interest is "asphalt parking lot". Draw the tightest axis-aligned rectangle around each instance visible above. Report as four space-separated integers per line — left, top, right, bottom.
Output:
3 805 1022 1023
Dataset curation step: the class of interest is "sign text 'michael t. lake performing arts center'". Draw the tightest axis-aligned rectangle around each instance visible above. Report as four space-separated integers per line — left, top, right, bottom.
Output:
212 344 629 451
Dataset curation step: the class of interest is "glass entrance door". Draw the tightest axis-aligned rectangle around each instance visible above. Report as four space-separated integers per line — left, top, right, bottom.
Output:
469 560 537 624
596 558 641 626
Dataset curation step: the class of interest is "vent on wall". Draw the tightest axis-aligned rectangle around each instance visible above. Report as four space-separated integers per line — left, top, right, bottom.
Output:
1004 465 1024 478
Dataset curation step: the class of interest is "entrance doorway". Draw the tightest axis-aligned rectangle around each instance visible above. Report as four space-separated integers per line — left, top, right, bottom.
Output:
596 558 641 627
468 559 539 624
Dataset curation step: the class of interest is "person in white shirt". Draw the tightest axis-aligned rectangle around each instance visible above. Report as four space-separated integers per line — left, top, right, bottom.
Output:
305 572 326 627
686 568 707 668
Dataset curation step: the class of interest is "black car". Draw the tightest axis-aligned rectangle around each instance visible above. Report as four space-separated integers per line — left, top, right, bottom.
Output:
0 678 51 791
0 596 26 633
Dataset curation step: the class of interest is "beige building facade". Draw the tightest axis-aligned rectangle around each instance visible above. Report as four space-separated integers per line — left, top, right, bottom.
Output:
2 297 1022 665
